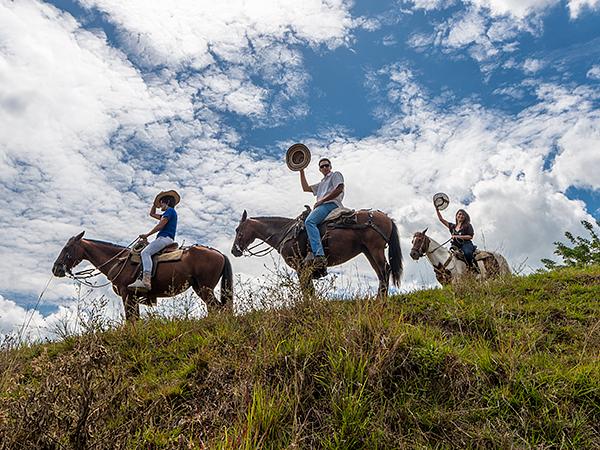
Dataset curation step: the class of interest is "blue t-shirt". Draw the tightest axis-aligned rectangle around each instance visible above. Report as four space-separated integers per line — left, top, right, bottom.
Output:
158 207 177 239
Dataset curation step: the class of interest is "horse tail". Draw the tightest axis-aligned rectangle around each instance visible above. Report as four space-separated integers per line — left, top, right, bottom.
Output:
219 254 234 309
388 221 403 287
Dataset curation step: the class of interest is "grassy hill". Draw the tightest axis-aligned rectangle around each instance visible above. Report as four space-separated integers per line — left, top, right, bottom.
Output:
1 267 599 449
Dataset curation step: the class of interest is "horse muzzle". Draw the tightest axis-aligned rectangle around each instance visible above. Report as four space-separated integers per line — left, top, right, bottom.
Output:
231 243 243 257
52 263 67 277
409 250 421 260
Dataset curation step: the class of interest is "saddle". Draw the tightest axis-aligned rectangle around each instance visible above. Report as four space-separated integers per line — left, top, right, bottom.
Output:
451 246 493 263
129 240 184 276
450 246 494 274
288 206 387 257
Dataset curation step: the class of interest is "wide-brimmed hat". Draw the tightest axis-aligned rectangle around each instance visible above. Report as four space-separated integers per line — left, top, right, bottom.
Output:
286 143 311 171
154 190 181 207
433 192 449 211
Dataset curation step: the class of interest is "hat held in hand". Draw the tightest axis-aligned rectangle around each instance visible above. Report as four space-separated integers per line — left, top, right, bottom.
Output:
154 190 181 207
286 143 311 171
433 192 449 211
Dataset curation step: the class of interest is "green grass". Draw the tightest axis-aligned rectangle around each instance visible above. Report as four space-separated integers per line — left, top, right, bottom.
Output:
1 266 599 449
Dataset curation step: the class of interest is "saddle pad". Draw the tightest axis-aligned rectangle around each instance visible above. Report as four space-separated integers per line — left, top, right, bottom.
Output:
324 207 355 222
474 250 493 261
130 249 184 264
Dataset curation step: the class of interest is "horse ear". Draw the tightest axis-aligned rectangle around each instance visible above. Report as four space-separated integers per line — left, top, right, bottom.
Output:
241 210 247 222
422 228 428 234
75 231 85 240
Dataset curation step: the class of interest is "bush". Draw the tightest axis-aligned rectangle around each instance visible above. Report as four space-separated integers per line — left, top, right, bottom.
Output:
542 220 600 270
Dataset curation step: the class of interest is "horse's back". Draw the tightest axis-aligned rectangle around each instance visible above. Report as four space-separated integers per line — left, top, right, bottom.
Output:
479 251 511 277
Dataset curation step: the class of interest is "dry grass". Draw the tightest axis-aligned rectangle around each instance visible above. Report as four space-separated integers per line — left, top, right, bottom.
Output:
0 266 599 449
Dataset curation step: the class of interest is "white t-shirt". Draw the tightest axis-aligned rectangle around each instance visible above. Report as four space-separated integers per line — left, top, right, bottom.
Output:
311 171 345 207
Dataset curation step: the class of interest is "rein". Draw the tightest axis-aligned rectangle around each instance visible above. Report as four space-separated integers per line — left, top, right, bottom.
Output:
67 237 139 288
242 219 298 258
244 239 277 257
425 237 452 255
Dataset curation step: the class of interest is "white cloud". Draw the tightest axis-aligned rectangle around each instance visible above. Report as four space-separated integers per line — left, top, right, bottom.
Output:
587 64 600 80
1 0 599 339
408 7 536 68
73 0 354 123
468 0 558 18
553 115 600 190
522 57 544 73
77 0 354 69
568 0 600 18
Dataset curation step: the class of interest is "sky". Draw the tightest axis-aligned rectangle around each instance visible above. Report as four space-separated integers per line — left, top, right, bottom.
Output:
1 0 599 339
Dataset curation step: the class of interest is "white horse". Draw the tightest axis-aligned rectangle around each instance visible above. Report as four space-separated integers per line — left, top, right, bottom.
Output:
409 229 511 285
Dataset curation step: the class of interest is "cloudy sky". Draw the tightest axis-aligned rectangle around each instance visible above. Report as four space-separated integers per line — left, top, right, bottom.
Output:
1 0 599 338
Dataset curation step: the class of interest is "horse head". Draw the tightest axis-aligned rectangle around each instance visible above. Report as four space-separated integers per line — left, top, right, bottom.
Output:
52 231 86 277
410 228 429 260
231 210 256 257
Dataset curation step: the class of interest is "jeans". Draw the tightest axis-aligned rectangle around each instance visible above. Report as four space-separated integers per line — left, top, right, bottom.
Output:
141 236 174 274
461 240 476 266
305 202 338 256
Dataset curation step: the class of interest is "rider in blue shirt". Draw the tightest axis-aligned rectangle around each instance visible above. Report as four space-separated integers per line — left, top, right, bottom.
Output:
128 191 179 291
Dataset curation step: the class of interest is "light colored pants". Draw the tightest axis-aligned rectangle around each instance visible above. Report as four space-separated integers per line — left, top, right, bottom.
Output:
305 202 338 256
141 236 174 274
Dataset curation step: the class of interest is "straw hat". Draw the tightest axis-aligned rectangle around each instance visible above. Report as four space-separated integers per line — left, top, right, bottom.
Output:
154 190 181 207
286 143 311 171
433 192 449 211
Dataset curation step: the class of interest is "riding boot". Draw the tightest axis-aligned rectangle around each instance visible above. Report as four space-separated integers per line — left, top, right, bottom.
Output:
128 272 151 291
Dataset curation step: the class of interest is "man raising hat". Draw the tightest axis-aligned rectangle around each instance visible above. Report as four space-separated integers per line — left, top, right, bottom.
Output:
300 158 345 268
128 190 180 291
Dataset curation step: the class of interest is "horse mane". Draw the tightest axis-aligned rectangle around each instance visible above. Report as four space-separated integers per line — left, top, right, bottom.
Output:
250 216 296 222
252 216 294 222
85 238 127 249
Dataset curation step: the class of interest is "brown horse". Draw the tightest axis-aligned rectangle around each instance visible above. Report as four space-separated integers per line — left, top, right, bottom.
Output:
52 231 233 321
231 209 403 298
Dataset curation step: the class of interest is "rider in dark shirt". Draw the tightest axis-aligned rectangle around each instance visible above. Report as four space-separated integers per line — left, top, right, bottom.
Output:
435 207 477 270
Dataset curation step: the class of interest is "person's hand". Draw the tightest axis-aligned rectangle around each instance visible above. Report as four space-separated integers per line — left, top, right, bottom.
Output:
139 233 148 240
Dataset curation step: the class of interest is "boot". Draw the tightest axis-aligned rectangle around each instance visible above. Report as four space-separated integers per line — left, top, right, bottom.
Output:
128 272 151 291
304 252 315 263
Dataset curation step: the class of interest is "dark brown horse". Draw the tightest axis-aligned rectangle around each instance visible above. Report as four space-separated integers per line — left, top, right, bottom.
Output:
231 209 402 298
52 231 233 321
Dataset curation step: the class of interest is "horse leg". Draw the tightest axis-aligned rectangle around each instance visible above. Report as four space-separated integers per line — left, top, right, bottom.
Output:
363 247 389 299
193 285 222 314
122 294 139 322
297 268 315 300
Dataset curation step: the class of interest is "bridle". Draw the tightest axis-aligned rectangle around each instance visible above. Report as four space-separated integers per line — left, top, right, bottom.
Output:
61 238 139 288
235 219 298 257
412 233 451 258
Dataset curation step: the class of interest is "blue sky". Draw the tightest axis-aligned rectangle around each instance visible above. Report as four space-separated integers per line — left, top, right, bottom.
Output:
1 0 599 337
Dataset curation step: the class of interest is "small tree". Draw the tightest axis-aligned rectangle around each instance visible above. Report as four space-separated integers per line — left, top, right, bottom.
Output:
542 219 600 270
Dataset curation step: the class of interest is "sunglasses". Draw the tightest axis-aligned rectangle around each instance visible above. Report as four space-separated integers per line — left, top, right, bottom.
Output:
319 163 330 169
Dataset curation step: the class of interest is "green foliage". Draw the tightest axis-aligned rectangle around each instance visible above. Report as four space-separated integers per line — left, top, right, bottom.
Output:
542 220 600 269
1 267 599 449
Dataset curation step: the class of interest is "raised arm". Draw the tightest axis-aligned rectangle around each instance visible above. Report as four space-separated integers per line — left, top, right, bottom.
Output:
149 204 162 220
435 207 449 228
300 169 312 193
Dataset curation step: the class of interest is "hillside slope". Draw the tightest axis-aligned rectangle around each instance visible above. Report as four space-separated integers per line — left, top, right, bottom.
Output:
1 267 599 449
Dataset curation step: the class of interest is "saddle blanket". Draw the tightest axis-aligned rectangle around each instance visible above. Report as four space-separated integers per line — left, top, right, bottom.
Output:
324 207 355 223
130 249 184 264
474 250 493 261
